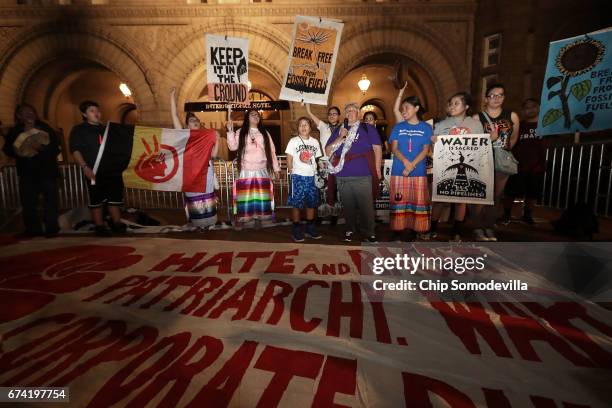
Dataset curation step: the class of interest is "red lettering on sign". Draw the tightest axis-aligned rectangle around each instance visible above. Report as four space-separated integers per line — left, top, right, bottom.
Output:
523 302 612 368
312 356 357 408
88 332 191 407
192 278 239 317
192 252 234 274
106 276 170 307
254 345 324 408
140 276 202 309
0 245 142 322
491 302 594 367
2 317 102 384
290 280 328 333
430 301 512 357
126 335 223 407
327 282 363 339
266 249 299 274
52 326 158 387
83 275 148 303
301 263 320 274
236 251 273 273
186 341 258 407
164 276 223 314
248 280 294 324
149 252 206 273
402 372 477 408
208 279 258 320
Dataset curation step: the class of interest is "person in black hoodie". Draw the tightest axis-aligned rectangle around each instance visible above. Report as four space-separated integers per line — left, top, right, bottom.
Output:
2 103 60 237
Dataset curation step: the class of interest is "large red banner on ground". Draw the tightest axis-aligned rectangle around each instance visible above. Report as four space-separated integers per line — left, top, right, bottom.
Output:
1 238 611 407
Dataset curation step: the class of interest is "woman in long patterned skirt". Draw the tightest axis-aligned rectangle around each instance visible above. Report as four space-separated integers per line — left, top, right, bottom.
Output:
227 108 280 229
170 87 220 229
389 96 432 241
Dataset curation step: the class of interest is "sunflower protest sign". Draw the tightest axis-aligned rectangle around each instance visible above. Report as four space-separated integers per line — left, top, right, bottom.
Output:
279 16 343 105
538 27 612 136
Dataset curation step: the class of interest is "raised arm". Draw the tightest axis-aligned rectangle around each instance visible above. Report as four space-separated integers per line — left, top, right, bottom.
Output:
226 107 238 151
170 87 182 130
393 82 408 123
305 103 322 127
212 130 220 158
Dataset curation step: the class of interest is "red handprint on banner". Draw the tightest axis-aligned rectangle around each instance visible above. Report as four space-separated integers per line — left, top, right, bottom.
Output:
134 134 179 183
0 245 142 322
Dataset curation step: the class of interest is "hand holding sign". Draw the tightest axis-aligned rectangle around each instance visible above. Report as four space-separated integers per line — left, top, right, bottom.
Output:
226 105 234 133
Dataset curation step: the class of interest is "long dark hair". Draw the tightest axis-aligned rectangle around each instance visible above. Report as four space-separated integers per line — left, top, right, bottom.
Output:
236 109 274 174
402 95 426 121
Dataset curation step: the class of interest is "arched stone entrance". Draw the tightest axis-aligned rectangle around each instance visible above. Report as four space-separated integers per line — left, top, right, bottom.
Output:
332 23 467 122
0 22 156 126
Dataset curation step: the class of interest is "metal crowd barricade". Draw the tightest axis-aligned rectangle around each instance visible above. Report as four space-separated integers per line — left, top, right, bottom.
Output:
540 142 611 217
3 144 609 224
0 158 237 223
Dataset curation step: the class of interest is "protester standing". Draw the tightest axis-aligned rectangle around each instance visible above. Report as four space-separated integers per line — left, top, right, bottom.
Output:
471 84 519 241
227 109 280 229
3 104 60 237
326 103 382 242
170 87 220 230
69 100 127 237
389 96 432 241
503 98 546 225
431 92 484 241
285 117 323 241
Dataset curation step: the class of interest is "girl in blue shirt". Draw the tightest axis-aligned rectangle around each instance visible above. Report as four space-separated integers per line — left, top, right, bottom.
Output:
389 96 432 241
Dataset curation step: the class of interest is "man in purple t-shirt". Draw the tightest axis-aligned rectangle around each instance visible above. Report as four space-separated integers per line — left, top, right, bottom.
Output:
325 103 382 242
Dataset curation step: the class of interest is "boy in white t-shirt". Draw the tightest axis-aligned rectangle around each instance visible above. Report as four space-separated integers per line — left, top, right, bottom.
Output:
285 117 323 242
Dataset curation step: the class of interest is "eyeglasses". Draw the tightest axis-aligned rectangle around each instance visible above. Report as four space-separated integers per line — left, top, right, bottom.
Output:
487 93 505 99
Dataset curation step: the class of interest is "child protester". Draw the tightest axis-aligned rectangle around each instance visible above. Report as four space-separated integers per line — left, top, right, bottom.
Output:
389 96 432 241
285 117 323 242
69 100 127 237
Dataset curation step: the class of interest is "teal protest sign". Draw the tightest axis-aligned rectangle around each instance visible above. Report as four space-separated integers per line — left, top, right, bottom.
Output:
538 28 611 136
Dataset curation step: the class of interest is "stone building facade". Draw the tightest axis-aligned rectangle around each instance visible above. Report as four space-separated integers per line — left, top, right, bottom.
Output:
0 0 608 163
0 0 476 158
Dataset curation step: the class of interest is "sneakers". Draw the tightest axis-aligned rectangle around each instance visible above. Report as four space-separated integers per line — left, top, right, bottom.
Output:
304 223 322 239
364 235 378 243
501 217 511 226
343 231 354 242
474 229 487 242
484 228 498 242
292 224 305 242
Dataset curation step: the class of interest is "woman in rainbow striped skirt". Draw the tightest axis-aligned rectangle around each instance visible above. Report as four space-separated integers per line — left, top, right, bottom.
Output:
389 96 432 241
227 109 280 229
170 87 220 230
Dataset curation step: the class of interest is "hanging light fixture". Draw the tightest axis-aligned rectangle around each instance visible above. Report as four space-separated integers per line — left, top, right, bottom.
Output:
119 83 132 98
357 74 370 94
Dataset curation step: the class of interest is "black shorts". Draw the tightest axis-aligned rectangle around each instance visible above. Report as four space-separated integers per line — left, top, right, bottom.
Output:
86 174 125 208
505 171 543 199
